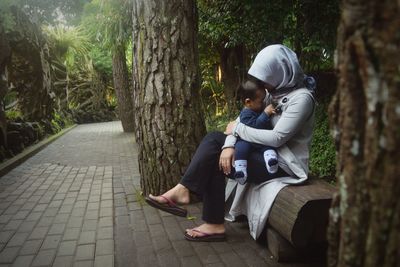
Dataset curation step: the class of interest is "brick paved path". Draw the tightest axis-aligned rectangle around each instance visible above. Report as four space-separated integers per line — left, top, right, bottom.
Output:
0 122 315 267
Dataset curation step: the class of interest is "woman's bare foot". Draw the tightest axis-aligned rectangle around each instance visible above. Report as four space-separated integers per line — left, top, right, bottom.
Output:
148 183 190 205
185 223 225 237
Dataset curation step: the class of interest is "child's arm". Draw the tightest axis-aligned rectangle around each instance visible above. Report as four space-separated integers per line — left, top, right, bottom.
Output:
241 105 275 129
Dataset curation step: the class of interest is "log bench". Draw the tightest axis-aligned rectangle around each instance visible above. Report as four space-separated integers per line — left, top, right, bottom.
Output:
265 179 336 262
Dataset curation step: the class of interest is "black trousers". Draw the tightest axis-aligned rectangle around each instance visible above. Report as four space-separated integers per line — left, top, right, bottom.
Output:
180 132 288 224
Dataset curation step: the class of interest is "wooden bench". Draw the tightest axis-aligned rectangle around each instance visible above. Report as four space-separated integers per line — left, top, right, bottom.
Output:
265 179 336 262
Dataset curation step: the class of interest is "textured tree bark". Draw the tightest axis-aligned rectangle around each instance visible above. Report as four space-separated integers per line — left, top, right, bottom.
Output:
0 25 11 148
328 1 400 266
112 44 135 132
219 45 246 117
132 0 206 195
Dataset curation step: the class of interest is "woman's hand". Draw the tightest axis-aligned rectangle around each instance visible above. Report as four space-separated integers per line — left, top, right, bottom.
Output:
219 147 235 175
224 121 237 135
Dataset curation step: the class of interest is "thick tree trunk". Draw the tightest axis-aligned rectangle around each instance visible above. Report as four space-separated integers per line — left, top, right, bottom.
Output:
132 0 206 195
0 25 10 147
219 45 246 117
328 1 400 267
112 44 135 132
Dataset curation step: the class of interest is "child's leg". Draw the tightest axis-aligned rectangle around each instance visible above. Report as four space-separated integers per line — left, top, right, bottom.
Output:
234 140 252 184
263 147 278 174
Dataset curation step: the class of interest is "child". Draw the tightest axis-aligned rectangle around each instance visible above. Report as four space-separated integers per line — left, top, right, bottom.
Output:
233 80 278 184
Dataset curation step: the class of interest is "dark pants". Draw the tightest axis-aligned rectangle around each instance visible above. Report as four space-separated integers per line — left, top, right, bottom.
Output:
235 139 276 162
180 132 288 224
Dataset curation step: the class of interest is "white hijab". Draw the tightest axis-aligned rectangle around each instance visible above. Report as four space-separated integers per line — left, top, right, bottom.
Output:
248 44 305 95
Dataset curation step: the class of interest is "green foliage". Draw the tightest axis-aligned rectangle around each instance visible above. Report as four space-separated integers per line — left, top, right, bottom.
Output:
50 111 74 133
44 25 91 69
0 1 17 33
5 110 23 121
0 0 88 26
309 101 336 179
81 0 132 51
89 46 113 77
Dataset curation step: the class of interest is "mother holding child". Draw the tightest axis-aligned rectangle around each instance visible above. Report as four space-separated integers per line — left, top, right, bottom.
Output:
145 44 316 241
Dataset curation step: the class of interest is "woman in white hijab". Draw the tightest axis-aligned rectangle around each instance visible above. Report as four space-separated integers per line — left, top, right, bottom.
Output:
145 44 316 241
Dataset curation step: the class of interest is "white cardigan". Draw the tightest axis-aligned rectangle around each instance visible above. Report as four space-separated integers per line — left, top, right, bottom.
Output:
224 88 315 239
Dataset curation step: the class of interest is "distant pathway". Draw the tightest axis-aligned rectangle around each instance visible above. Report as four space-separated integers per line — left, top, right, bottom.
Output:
0 121 298 267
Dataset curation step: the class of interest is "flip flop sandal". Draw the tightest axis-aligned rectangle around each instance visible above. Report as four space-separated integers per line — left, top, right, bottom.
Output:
184 229 226 242
145 195 188 217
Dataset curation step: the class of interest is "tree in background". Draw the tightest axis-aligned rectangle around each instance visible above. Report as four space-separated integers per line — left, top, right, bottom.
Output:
328 0 400 266
82 0 134 132
132 0 206 195
198 0 339 117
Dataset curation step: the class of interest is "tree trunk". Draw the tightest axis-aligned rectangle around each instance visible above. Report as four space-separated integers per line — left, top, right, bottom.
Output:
219 45 246 117
132 0 206 195
0 25 11 147
112 44 135 132
328 1 400 267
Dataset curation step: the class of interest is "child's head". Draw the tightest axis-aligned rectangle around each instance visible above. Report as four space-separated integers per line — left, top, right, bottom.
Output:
237 80 266 112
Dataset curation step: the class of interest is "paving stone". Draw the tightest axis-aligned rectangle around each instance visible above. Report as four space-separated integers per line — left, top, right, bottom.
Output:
73 260 93 267
57 241 77 256
53 256 73 267
7 232 29 247
171 240 196 257
54 214 70 224
97 227 113 240
219 251 247 267
71 208 85 217
37 216 55 227
53 194 66 201
86 203 99 211
94 255 113 267
156 248 181 267
0 231 15 243
95 239 113 256
17 221 36 233
12 211 30 220
28 227 49 240
193 245 221 265
21 204 36 213
32 204 48 212
152 235 172 252
99 208 112 218
84 211 98 220
0 247 19 263
75 244 95 261
25 212 42 222
11 255 34 267
0 216 12 224
41 235 62 250
99 217 114 227
19 240 43 255
63 228 80 241
59 205 74 214
180 256 203 267
78 231 96 245
82 220 97 231
3 206 21 215
31 249 56 266
67 218 83 228
43 208 59 217
48 224 66 235
74 201 87 208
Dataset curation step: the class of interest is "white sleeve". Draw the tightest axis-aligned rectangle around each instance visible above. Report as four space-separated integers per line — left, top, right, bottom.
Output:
222 116 240 149
232 94 314 148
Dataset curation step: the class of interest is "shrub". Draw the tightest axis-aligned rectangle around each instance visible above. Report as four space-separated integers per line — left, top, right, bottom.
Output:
309 101 336 180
